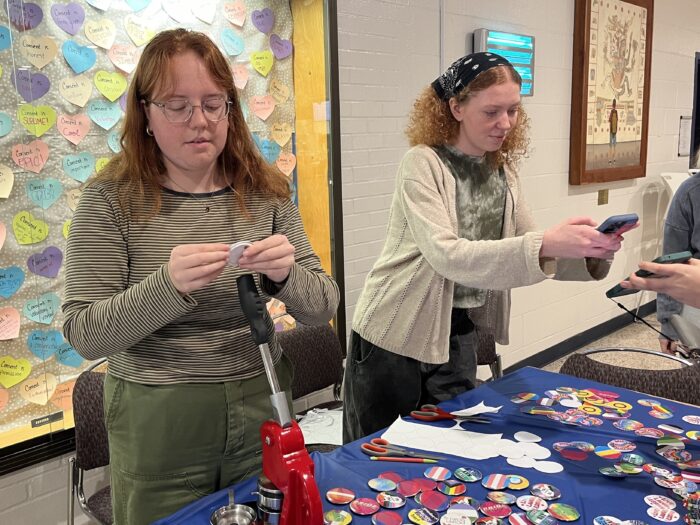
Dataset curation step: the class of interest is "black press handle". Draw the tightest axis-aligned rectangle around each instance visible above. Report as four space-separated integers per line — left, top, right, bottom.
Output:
237 274 270 346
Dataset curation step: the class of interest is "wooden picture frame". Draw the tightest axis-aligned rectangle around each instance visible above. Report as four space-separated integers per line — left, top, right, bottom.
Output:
569 0 654 185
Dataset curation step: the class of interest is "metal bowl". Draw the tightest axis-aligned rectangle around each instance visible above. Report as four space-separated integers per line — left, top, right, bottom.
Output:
209 503 257 525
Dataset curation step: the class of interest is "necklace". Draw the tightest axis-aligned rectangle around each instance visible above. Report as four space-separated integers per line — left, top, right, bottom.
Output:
163 174 229 214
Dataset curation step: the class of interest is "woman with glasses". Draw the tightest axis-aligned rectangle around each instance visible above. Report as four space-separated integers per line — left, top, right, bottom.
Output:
62 29 339 524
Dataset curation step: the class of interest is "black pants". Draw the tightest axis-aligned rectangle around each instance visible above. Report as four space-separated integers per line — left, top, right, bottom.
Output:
342 308 477 443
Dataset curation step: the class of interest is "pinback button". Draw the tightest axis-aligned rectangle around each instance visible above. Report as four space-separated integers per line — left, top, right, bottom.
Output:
476 518 504 525
416 490 449 512
481 473 510 490
599 466 626 478
454 466 482 482
608 439 635 451
635 427 664 438
227 241 252 266
327 487 356 504
412 477 437 492
437 480 467 496
324 509 353 525
440 513 474 525
658 423 684 434
487 491 516 504
530 483 561 500
507 475 530 490
424 466 452 481
397 480 420 497
376 491 406 509
451 495 480 507
547 503 581 521
646 507 680 522
508 514 532 525
615 463 642 474
371 510 403 525
479 501 512 518
643 494 676 509
592 517 622 525
526 510 559 525
515 495 547 511
378 471 404 483
682 415 700 425
368 478 397 492
349 497 380 516
621 453 645 466
408 507 440 525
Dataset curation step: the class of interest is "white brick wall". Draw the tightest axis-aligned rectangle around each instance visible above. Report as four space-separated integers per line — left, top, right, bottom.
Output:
339 0 700 370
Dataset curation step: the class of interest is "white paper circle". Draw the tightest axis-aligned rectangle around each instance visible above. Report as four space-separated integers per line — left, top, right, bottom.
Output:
533 460 564 473
559 398 582 408
520 442 551 460
514 431 542 443
228 241 252 266
506 456 537 468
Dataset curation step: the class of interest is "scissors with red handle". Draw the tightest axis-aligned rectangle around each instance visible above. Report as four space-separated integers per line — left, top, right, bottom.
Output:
360 438 447 461
410 404 492 424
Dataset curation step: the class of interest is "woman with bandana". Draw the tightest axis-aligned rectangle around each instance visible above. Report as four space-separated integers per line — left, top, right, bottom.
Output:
343 52 625 442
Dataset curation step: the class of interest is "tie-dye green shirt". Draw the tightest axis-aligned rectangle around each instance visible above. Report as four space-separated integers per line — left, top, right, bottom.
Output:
433 144 506 308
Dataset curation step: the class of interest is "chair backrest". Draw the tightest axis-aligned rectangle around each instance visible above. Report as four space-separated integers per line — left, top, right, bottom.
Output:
73 370 109 471
276 324 344 400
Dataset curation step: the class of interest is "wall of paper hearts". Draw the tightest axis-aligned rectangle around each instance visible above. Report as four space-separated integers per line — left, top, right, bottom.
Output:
0 0 298 448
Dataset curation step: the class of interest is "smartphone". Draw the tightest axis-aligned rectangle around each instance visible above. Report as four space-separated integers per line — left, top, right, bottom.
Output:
605 250 694 298
596 213 639 234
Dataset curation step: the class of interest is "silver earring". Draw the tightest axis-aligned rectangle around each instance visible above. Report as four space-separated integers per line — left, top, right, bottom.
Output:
146 126 153 136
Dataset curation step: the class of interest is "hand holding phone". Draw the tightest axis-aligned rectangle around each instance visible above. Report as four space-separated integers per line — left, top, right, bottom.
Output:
596 213 639 235
605 251 693 298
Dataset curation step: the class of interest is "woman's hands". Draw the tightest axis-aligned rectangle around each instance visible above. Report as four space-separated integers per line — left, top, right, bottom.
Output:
541 217 624 260
621 258 700 309
239 234 295 284
168 243 230 294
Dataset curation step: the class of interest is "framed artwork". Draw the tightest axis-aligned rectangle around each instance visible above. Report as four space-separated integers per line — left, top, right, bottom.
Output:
569 0 654 185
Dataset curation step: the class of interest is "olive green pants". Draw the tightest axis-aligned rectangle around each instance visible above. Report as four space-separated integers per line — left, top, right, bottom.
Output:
104 358 292 525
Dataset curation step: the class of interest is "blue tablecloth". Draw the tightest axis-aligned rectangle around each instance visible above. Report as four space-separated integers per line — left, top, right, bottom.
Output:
156 366 700 524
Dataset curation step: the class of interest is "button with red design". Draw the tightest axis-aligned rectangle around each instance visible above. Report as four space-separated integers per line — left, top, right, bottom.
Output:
326 487 356 505
479 501 512 518
508 513 532 525
376 491 406 509
397 480 421 497
378 471 404 484
412 477 438 492
646 507 680 522
372 510 403 525
416 490 449 512
516 495 547 511
349 497 380 516
476 517 503 525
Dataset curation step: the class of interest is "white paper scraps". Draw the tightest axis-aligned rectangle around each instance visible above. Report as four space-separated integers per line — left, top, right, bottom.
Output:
297 408 343 445
533 460 564 473
380 417 503 460
451 401 503 417
514 431 542 443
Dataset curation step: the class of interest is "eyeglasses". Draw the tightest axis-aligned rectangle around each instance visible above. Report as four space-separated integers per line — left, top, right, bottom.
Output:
147 96 231 123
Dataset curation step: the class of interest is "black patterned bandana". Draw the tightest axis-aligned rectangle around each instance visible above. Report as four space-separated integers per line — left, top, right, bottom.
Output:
432 52 512 100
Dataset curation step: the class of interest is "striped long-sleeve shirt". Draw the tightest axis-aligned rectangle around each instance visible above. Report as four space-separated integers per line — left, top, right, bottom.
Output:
62 180 339 385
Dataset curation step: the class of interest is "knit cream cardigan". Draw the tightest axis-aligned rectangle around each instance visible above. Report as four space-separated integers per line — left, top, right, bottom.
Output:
352 145 611 364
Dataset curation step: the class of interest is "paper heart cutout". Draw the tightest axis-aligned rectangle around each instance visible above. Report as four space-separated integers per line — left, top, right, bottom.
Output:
94 70 127 102
27 329 63 361
26 178 63 210
27 246 63 278
84 18 116 50
108 43 139 74
221 28 244 56
11 69 51 102
87 100 122 130
7 0 43 32
224 1 246 27
50 379 76 411
270 79 290 104
63 220 71 239
62 40 96 74
250 95 276 121
0 26 10 51
63 152 95 183
162 0 191 23
251 50 274 77
96 157 110 173
258 139 281 164
270 122 292 147
12 140 49 174
0 165 14 198
119 93 128 112
252 8 275 34
59 74 92 107
276 152 297 176
0 308 20 341
125 0 150 11
19 35 58 69
51 2 85 35
66 188 82 211
85 0 112 11
195 0 217 24
23 292 61 325
57 113 91 145
124 14 156 47
0 355 32 388
0 387 7 411
13 211 49 245
269 34 293 60
107 130 122 153
56 344 83 368
0 112 13 138
17 104 57 137
0 223 5 250
19 373 58 405
232 64 249 90
0 266 25 299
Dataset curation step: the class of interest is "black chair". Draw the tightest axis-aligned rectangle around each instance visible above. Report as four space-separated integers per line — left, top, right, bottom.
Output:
276 323 345 452
68 361 113 525
475 326 503 381
560 347 700 405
